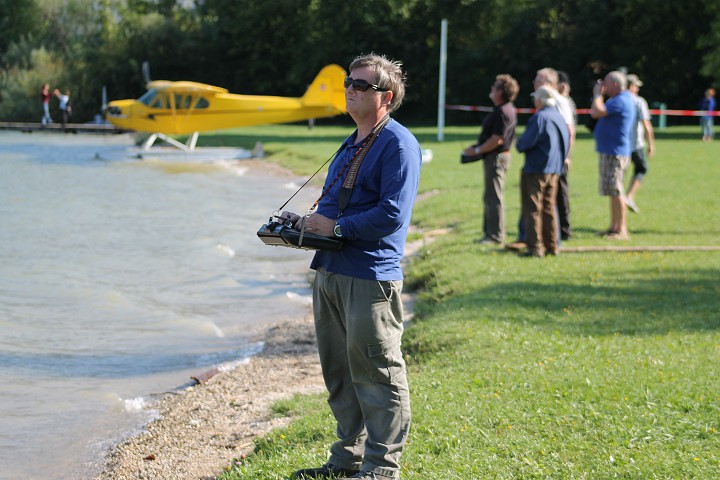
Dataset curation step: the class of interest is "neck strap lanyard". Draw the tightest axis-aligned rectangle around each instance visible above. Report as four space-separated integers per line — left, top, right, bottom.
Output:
272 115 390 225
314 114 390 215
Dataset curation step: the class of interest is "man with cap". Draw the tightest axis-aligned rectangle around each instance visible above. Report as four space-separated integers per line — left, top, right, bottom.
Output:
625 74 655 213
506 67 573 252
516 86 570 257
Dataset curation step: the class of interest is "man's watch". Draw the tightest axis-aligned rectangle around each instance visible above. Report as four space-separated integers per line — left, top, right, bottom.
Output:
333 222 343 238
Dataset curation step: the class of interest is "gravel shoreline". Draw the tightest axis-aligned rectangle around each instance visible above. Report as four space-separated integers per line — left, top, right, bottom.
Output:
94 159 326 480
94 313 325 480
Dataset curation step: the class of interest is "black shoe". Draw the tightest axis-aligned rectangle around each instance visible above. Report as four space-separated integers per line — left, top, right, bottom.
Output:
293 463 361 479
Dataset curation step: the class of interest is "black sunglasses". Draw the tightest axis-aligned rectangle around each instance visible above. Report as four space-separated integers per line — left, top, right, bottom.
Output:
344 77 389 92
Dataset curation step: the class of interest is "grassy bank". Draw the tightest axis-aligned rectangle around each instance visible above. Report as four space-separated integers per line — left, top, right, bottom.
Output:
201 124 719 479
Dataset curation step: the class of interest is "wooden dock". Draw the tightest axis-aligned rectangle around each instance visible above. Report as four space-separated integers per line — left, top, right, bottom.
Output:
0 121 127 134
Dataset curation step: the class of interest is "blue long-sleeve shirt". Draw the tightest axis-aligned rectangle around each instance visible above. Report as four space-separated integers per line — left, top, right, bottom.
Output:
516 106 569 175
310 119 422 281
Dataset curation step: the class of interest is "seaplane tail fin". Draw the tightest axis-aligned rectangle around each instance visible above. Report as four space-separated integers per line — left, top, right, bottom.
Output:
301 64 347 114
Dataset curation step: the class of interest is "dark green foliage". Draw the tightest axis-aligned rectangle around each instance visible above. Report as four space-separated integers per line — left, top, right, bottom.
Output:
1 0 719 123
0 0 37 55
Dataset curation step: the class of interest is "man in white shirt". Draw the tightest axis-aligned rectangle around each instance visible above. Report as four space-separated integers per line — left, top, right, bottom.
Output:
625 74 655 213
557 71 577 240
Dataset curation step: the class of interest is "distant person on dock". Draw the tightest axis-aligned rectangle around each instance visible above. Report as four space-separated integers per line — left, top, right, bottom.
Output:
54 89 72 129
40 84 53 125
700 87 716 142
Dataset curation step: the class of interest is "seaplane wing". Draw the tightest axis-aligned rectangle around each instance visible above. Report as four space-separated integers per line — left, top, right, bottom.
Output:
106 64 347 135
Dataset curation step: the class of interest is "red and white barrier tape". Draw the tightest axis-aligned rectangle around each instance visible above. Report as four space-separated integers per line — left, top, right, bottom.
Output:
446 105 720 116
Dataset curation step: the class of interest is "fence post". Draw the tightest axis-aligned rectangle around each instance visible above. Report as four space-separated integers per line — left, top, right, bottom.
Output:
652 102 667 129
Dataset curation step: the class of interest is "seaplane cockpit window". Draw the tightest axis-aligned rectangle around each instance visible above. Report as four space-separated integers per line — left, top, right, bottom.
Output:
175 94 194 110
195 97 209 109
138 89 158 106
149 94 168 109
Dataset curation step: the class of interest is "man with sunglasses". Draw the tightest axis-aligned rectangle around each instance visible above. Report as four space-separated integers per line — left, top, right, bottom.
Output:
283 53 421 480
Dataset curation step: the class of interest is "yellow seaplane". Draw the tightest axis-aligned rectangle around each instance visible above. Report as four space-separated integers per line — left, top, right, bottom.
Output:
106 64 347 152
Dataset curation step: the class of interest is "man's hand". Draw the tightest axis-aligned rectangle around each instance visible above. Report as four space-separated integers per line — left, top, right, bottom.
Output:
302 213 336 237
278 211 336 237
590 81 608 119
593 79 605 97
463 145 481 156
278 211 301 227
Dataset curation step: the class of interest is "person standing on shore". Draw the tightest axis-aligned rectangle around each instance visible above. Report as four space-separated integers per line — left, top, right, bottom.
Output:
532 68 575 242
462 74 519 245
280 53 421 480
590 71 636 240
556 70 577 241
507 68 572 251
625 74 655 213
516 86 569 258
700 87 716 142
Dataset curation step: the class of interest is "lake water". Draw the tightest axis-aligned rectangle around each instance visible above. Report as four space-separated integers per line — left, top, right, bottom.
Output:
0 131 321 480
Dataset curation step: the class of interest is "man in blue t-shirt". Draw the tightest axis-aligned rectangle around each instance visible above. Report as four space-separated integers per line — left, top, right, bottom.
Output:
590 71 636 240
281 53 421 480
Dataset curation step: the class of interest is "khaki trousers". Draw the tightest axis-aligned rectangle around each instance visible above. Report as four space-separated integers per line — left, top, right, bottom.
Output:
313 268 410 479
521 172 559 255
483 152 511 242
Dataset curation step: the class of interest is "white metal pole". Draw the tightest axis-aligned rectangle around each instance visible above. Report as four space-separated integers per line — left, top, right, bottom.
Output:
437 19 448 142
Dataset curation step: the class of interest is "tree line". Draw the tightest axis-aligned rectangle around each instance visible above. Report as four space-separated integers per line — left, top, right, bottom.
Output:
1 0 718 126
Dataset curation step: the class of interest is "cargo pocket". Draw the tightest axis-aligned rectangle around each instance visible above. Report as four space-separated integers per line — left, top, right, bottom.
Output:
367 333 404 383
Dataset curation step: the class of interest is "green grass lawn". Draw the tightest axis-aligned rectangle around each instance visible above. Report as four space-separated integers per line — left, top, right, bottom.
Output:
205 124 720 479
